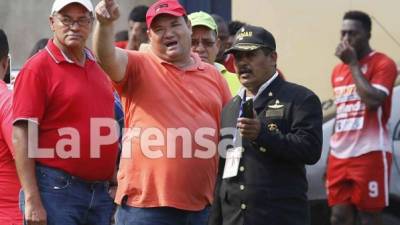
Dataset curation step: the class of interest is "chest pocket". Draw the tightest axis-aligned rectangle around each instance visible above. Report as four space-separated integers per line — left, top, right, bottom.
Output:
260 107 288 134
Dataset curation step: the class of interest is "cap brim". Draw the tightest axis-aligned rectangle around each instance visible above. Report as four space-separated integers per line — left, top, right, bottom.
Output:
224 43 266 55
191 22 216 31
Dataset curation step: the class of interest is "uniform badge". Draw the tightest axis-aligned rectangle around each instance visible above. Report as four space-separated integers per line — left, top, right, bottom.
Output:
268 99 284 109
267 123 279 132
265 99 284 118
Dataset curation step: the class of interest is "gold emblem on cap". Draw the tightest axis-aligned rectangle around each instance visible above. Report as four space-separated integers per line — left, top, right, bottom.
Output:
268 99 284 109
267 123 279 132
237 31 253 41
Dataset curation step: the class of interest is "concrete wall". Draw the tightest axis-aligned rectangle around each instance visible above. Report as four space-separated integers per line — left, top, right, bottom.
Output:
0 0 155 68
233 0 400 101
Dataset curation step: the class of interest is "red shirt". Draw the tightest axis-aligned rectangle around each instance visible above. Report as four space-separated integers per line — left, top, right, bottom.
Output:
330 52 397 158
113 51 231 210
224 53 236 73
0 80 22 224
13 40 118 181
115 41 128 49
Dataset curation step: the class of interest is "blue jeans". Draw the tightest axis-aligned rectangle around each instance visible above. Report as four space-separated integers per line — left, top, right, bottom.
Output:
115 203 210 225
19 165 114 225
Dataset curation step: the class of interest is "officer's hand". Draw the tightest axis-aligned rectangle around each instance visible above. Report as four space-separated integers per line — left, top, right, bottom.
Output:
335 40 358 65
237 117 261 140
25 196 47 225
95 0 120 25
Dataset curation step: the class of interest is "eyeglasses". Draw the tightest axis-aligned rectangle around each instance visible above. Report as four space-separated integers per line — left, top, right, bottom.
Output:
55 15 92 27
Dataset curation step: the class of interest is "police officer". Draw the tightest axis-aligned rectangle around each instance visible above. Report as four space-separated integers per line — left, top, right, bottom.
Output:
208 25 323 225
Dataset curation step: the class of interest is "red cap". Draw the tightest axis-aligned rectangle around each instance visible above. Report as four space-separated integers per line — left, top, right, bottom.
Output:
146 0 187 28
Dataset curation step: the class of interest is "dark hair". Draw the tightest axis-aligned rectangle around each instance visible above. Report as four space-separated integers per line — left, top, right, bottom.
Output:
29 38 48 58
129 5 148 22
211 14 226 26
228 20 246 36
343 10 372 33
211 14 228 40
0 29 9 60
183 15 189 23
115 30 129 42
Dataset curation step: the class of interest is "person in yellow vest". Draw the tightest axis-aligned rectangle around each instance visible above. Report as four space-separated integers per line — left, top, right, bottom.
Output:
188 11 241 95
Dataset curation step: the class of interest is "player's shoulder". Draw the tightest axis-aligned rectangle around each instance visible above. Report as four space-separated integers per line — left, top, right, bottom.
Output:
370 51 396 66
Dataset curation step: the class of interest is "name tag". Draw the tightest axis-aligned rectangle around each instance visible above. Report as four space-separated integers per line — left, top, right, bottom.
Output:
265 108 284 118
223 147 243 179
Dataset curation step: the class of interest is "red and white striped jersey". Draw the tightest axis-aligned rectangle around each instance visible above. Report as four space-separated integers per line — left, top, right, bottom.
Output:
330 51 397 158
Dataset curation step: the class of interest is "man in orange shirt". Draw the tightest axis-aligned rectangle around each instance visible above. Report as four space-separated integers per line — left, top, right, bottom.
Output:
93 0 231 224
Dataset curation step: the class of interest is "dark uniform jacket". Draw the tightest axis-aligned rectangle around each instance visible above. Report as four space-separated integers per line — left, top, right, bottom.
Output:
209 75 323 225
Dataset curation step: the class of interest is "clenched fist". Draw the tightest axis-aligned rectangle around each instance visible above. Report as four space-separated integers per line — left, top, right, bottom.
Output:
95 0 120 25
335 40 358 65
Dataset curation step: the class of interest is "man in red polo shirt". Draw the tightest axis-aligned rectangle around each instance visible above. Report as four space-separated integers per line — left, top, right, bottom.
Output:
0 29 23 225
12 0 118 225
94 0 231 224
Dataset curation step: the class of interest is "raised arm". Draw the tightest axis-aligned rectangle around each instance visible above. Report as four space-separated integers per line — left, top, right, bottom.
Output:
335 41 386 110
93 0 128 82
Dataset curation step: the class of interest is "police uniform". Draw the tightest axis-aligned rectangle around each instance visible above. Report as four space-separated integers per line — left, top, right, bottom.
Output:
208 73 322 225
208 24 322 225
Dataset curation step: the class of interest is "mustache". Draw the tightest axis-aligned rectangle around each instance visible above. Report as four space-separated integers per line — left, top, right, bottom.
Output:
238 67 252 75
